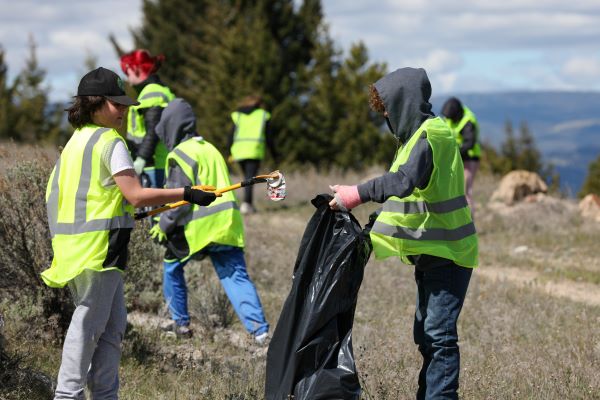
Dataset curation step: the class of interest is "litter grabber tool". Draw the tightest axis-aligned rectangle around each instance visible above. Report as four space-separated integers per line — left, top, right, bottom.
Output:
135 170 286 220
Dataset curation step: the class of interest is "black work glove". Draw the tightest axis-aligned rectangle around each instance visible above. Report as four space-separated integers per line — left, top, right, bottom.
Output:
183 186 217 206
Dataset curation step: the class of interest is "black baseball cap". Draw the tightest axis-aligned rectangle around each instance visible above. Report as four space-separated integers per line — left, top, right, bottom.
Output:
77 67 139 106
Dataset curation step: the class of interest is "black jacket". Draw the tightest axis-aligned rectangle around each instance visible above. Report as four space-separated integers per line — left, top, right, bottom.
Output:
132 75 166 164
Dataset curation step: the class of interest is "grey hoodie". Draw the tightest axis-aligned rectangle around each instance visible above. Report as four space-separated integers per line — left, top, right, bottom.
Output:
155 98 196 153
357 68 435 203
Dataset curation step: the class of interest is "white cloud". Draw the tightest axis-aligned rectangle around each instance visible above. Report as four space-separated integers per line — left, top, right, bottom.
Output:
0 0 141 101
324 1 600 51
562 57 600 82
3 0 600 99
321 1 600 92
434 72 459 94
403 49 463 74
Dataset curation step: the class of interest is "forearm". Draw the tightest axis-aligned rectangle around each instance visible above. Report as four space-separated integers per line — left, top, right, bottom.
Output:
133 187 185 208
114 169 184 207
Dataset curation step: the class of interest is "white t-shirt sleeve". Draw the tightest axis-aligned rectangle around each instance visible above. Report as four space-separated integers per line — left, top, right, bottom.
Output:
100 139 134 187
109 140 134 175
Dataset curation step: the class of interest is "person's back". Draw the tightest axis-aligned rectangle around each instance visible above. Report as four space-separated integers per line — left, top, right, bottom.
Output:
230 105 270 162
229 94 277 214
162 137 245 259
153 98 269 341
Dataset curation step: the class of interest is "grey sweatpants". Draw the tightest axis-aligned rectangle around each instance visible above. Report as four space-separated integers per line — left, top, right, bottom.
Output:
54 269 127 400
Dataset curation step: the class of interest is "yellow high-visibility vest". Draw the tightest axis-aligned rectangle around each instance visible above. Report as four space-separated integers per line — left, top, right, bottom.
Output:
370 117 478 268
42 125 135 288
127 83 175 168
230 109 270 160
164 138 244 261
445 106 481 158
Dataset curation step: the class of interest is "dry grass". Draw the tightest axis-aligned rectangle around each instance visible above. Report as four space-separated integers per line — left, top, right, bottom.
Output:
1 143 599 399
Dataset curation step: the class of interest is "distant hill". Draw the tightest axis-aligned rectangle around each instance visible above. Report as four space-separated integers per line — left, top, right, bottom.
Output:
431 91 600 196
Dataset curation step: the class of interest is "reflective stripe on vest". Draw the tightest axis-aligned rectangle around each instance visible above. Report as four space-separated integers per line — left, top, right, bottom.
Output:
230 109 270 160
127 83 175 169
381 195 468 215
372 220 476 241
42 126 135 288
173 199 238 227
165 138 244 259
370 117 478 268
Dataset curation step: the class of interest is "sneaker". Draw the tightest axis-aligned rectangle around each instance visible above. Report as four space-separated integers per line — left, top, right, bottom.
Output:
254 332 270 346
160 321 193 339
240 202 256 215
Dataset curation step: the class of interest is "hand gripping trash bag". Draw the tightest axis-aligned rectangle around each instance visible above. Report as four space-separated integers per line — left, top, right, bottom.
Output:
265 194 372 400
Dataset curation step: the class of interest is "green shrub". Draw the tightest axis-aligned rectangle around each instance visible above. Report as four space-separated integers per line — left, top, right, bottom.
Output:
579 155 600 198
187 261 235 330
124 218 163 312
1 308 54 400
0 158 72 340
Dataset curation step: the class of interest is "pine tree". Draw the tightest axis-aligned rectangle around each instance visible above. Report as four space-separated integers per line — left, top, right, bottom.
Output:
194 1 283 151
11 35 64 143
195 0 325 154
287 28 341 166
579 155 600 197
493 119 559 187
11 35 46 142
516 121 542 173
118 0 389 168
332 42 391 169
500 119 518 172
131 0 211 90
479 141 505 175
0 47 16 140
113 0 320 156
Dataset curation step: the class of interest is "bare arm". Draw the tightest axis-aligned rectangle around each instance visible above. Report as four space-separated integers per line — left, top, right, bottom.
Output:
113 169 184 208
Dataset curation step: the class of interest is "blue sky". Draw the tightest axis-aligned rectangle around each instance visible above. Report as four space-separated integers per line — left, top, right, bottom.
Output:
2 0 600 101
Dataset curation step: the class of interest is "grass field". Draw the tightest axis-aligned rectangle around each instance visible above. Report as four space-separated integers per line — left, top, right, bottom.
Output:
1 145 599 399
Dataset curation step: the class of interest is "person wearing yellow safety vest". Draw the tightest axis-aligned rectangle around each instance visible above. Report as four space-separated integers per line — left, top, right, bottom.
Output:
149 98 269 342
42 67 216 400
228 94 278 214
328 68 478 400
441 97 481 217
120 49 176 188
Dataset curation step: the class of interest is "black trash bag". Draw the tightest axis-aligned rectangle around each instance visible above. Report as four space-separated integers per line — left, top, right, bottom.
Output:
265 194 372 400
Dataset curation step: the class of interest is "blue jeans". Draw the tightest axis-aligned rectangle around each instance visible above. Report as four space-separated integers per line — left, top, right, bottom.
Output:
413 261 472 400
162 245 269 336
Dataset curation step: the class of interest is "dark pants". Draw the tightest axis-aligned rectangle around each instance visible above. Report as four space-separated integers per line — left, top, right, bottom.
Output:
238 159 260 205
413 261 472 400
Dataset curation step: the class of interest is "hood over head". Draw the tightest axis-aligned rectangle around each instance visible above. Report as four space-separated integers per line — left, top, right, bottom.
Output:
373 67 434 143
440 97 464 123
155 98 196 152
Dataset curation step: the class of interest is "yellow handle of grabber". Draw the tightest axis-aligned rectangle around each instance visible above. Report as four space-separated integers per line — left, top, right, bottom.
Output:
134 171 281 220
